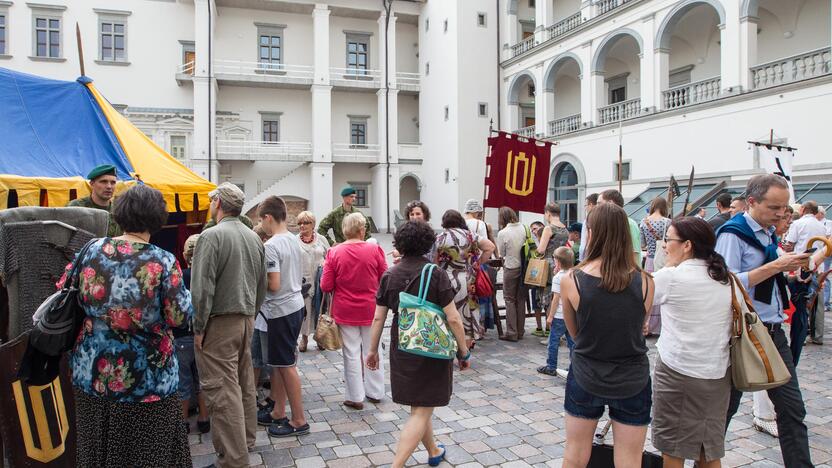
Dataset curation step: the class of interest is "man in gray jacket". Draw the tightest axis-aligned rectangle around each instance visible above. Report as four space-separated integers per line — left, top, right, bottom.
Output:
192 182 266 468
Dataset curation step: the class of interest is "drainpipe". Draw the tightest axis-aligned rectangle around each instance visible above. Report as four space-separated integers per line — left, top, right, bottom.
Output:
207 0 213 182
383 0 393 233
496 0 502 129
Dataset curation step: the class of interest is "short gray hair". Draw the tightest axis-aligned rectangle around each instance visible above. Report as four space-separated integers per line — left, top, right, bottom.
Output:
342 212 367 239
745 174 789 202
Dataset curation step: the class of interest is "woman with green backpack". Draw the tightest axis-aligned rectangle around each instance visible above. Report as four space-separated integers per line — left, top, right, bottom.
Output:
366 221 471 468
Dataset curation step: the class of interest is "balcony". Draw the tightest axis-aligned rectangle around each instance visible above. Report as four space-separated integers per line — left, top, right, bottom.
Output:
598 98 641 125
514 125 537 138
511 36 537 58
330 67 382 91
546 13 582 41
597 0 634 16
396 71 421 94
548 114 582 137
175 60 314 89
751 47 831 90
214 140 313 162
662 76 722 110
398 143 422 163
332 143 381 163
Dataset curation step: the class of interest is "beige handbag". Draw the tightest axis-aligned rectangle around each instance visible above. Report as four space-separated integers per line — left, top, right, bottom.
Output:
524 257 549 287
728 273 791 392
313 293 342 351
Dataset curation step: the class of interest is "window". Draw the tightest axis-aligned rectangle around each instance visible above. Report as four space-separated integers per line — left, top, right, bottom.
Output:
259 34 281 65
613 161 631 181
346 33 370 75
98 16 128 62
444 105 449 121
350 117 367 146
355 187 368 207
425 62 429 76
170 135 186 160
478 102 488 117
425 18 429 32
477 13 487 27
607 73 628 104
263 120 279 142
669 65 694 88
256 23 285 71
550 163 579 226
528 83 535 98
0 14 6 55
34 16 61 58
529 0 536 7
443 19 448 33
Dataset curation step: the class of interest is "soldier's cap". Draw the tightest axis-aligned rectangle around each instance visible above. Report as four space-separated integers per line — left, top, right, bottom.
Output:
568 222 582 233
209 182 245 211
87 164 117 181
464 199 484 214
183 234 200 263
341 186 357 197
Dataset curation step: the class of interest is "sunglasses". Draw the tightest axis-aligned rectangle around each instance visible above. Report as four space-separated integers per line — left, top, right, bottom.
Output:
297 221 313 225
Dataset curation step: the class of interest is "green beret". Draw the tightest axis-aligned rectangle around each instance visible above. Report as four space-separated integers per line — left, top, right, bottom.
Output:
340 186 356 197
87 164 117 180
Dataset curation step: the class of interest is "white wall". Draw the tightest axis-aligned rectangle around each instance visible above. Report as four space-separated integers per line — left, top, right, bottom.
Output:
397 93 419 143
553 0 581 22
214 6 314 66
219 160 304 200
553 74 580 118
217 86 313 141
756 0 831 64
396 21 419 73
331 90 378 144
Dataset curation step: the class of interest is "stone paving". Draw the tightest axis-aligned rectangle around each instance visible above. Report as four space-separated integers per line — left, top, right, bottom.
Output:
189 236 832 467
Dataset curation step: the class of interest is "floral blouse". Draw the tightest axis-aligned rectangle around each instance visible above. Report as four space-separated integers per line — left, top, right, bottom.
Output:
431 228 481 310
58 238 193 403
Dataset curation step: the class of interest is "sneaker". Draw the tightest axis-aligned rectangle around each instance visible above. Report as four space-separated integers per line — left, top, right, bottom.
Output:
531 329 546 337
539 339 548 346
536 366 558 376
268 422 310 438
753 417 779 438
257 411 289 427
556 368 569 379
257 397 275 413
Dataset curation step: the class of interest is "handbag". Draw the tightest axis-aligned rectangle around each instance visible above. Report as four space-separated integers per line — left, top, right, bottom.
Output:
524 257 549 287
29 239 97 357
397 264 458 360
313 293 342 351
475 264 494 298
728 273 791 392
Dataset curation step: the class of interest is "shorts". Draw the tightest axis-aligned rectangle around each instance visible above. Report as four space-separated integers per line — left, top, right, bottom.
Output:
251 329 266 369
564 369 652 426
263 308 304 367
174 335 200 400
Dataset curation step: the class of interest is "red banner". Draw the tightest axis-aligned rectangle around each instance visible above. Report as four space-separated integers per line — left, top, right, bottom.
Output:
484 131 552 214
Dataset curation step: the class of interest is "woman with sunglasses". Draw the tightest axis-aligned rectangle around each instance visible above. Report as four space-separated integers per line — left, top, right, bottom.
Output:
296 211 330 352
651 217 733 468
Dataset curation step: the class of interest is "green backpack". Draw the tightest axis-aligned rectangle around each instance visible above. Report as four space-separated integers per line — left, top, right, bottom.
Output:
520 224 538 274
397 264 458 360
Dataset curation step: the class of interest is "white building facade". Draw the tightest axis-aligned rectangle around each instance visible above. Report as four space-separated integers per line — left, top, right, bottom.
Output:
0 0 500 229
501 0 831 225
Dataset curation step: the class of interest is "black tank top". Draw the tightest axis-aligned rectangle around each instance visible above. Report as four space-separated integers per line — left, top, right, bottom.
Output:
570 269 649 399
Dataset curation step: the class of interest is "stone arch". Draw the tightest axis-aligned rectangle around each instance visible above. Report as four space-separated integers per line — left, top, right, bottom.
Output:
508 0 518 15
507 70 537 105
741 0 759 19
656 0 727 50
549 153 586 225
590 28 644 74
398 172 423 190
543 52 584 91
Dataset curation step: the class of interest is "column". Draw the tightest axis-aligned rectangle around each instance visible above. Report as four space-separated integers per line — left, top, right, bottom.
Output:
579 0 593 22
639 15 656 112
370 163 398 232
378 13 397 89
579 42 593 126
592 72 606 123
313 4 330 85
193 0 217 183
377 88 399 164
309 163 334 220
534 65 547 137
534 0 551 45
654 49 670 110
720 3 742 93
505 13 518 61
739 17 758 91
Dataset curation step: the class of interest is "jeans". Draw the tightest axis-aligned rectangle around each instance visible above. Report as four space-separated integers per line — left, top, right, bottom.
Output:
479 296 494 329
823 258 832 309
788 279 811 365
725 327 812 467
546 318 574 369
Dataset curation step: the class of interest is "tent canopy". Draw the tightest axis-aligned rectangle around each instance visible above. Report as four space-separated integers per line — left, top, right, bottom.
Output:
0 67 214 211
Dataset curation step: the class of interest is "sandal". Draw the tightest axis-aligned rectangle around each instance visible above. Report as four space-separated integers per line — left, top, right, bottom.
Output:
343 401 364 410
299 335 308 353
536 366 558 376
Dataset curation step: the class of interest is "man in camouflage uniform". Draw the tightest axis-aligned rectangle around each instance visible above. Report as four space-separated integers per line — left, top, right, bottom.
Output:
317 186 371 245
67 164 123 237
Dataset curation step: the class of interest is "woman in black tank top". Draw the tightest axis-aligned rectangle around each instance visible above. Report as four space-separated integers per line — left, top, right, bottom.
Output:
559 202 655 468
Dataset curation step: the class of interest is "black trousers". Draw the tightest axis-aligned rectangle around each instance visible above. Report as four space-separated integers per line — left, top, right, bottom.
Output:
725 327 813 467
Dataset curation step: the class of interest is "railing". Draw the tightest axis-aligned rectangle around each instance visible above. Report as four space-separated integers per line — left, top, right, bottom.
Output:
332 143 381 163
214 60 314 81
396 71 420 89
398 143 422 161
751 47 831 90
662 76 722 110
597 0 633 15
215 140 312 162
330 67 382 88
598 98 641 125
546 13 582 41
511 36 537 58
178 60 194 75
548 114 582 136
515 125 537 138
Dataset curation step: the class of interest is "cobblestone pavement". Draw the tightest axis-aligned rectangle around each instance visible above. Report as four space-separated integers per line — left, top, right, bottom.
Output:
189 236 832 467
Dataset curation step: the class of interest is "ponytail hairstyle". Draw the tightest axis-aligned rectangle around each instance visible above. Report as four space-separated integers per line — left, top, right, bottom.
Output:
669 217 729 284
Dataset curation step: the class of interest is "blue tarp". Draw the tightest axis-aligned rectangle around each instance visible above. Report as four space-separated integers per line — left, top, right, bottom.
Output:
0 67 134 180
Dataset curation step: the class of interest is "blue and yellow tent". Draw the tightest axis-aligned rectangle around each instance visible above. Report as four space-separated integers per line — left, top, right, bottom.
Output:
0 67 215 211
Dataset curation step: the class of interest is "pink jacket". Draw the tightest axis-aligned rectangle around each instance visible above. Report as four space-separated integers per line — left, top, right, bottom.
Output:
320 241 387 326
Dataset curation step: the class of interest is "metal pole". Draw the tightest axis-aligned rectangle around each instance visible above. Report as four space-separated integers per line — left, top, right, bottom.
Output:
207 0 213 183
496 0 502 130
383 0 392 233
618 120 623 193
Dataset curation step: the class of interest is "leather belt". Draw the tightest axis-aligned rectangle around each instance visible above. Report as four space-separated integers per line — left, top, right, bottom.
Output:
763 322 782 334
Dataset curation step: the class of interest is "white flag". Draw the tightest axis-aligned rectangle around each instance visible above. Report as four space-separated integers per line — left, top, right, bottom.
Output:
758 146 795 203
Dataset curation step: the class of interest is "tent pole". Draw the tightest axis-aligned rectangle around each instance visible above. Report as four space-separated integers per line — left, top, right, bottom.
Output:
76 23 85 76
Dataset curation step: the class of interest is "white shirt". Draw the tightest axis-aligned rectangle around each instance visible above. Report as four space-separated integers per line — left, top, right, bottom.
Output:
785 214 828 253
466 218 488 241
551 270 566 319
497 222 528 269
255 232 305 331
653 259 733 379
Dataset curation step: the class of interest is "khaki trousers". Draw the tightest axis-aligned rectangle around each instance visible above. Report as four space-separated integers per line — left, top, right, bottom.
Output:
196 314 257 468
503 267 527 340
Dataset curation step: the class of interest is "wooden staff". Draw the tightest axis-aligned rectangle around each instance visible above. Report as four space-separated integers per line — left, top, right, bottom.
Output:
76 23 85 76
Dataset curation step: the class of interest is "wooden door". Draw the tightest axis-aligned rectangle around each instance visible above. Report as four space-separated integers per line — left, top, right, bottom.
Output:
184 51 195 75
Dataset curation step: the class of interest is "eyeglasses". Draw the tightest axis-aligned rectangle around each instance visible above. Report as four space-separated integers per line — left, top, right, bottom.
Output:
663 237 685 243
297 221 313 225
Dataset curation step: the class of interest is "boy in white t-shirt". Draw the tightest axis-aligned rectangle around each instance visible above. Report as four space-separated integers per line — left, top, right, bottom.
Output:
537 246 575 377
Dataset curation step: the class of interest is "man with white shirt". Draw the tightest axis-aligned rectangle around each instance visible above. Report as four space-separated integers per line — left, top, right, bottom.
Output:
784 200 828 360
811 206 831 344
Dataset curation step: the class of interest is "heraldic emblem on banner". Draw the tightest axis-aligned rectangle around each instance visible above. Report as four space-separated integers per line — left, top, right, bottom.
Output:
484 131 552 214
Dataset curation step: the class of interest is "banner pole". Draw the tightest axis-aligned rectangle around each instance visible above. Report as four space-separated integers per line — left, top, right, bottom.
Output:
618 120 623 193
483 120 494 209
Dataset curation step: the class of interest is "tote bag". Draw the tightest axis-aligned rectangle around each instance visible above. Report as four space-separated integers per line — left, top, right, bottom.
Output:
728 274 791 392
524 257 549 287
397 264 458 360
313 293 342 351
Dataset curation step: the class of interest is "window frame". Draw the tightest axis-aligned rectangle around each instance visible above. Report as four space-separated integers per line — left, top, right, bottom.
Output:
169 135 187 160
345 31 371 76
478 102 488 118
95 9 131 65
255 22 286 72
443 19 448 33
606 72 629 104
477 12 487 28
0 2 10 58
259 111 283 143
180 40 195 74
613 160 632 182
425 61 429 76
444 105 449 121
349 115 369 147
425 18 429 32
30 5 66 60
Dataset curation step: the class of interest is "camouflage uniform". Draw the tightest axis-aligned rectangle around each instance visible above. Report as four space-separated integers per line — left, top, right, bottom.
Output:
67 196 123 237
317 205 371 245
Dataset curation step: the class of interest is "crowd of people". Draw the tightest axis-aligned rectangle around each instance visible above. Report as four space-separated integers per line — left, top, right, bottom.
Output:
58 164 830 468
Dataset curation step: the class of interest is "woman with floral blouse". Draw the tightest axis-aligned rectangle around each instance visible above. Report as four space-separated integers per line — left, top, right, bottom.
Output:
60 185 193 467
